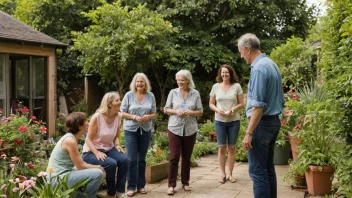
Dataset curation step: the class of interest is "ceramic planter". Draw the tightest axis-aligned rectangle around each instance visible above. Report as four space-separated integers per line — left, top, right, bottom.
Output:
145 161 169 183
293 175 306 186
273 142 290 165
305 165 335 196
289 132 300 160
33 134 42 142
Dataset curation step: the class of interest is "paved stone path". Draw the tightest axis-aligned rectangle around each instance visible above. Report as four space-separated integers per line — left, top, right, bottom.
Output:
99 154 305 198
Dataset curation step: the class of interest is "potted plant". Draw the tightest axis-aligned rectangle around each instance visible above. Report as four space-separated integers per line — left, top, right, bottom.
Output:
283 159 307 187
273 121 290 165
199 120 216 142
297 83 343 196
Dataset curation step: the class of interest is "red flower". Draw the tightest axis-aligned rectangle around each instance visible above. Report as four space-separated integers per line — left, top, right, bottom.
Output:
18 126 29 132
14 139 23 145
28 135 33 140
292 95 300 101
293 124 301 132
27 161 34 169
0 139 2 145
30 116 36 120
281 120 286 125
288 90 293 95
20 108 29 113
40 127 47 133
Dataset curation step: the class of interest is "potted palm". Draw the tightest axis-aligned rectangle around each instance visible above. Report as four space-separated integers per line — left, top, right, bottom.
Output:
297 83 343 196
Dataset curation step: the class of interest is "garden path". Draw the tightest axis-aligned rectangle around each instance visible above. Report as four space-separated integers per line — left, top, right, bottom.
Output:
98 154 305 198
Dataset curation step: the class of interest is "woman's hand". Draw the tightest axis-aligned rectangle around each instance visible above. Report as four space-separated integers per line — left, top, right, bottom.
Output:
116 145 126 154
184 110 192 117
217 108 226 116
94 151 107 161
175 110 184 117
140 115 150 122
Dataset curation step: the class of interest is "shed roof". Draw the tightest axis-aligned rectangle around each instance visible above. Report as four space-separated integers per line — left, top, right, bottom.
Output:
0 11 68 47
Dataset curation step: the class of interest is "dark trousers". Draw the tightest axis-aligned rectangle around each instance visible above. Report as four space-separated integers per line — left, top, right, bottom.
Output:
168 131 196 187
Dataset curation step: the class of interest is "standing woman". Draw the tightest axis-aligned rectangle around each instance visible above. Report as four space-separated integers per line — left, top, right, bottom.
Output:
47 112 104 198
82 92 129 198
209 64 244 184
121 73 156 197
164 70 203 195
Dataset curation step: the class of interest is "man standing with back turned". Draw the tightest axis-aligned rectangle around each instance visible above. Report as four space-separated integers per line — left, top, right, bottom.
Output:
237 33 285 198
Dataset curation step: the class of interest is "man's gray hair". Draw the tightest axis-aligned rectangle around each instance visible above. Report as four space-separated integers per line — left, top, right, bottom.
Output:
238 33 260 50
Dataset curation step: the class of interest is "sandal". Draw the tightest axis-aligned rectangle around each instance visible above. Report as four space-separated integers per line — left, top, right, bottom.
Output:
182 185 192 191
218 176 226 184
137 188 147 194
126 190 136 197
167 187 175 195
228 175 237 183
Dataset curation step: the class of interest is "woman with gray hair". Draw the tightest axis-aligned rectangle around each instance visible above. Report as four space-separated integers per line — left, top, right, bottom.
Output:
121 73 156 197
164 69 203 195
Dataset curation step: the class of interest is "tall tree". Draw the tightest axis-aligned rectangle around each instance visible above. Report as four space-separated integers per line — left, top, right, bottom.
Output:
73 2 176 96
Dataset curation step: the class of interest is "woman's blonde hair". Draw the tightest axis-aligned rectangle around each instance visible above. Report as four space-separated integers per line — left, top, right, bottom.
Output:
176 70 195 89
129 73 151 93
97 91 120 114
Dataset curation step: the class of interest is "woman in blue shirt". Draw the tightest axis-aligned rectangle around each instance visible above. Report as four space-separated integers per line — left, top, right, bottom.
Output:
121 73 156 197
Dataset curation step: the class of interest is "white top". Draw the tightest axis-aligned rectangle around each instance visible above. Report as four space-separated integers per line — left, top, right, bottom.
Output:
209 83 243 122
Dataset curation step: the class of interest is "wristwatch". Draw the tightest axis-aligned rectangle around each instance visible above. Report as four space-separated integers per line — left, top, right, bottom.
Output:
246 131 253 136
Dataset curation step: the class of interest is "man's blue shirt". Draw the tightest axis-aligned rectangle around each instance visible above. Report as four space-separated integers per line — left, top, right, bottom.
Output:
246 53 285 117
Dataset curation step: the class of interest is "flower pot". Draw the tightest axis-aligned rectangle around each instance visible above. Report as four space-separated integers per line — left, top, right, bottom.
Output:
208 132 217 142
145 161 168 183
289 132 300 160
305 165 335 196
293 175 306 186
33 134 42 142
273 142 290 165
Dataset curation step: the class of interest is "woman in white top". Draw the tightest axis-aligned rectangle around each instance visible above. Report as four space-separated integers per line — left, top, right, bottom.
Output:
209 64 244 184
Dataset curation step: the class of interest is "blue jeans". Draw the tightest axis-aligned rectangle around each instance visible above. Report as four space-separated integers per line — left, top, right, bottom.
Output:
248 119 281 198
49 169 103 198
124 128 151 191
82 147 129 196
215 120 240 146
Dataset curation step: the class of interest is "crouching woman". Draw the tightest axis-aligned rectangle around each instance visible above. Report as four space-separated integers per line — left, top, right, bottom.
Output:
47 112 105 198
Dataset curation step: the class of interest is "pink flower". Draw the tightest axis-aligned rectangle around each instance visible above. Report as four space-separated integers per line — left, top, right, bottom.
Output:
15 178 20 183
11 156 19 162
10 163 15 169
10 114 14 117
20 108 29 113
30 116 36 120
40 127 47 133
288 90 293 95
12 187 19 192
292 95 300 101
37 171 47 177
18 125 28 132
23 179 36 189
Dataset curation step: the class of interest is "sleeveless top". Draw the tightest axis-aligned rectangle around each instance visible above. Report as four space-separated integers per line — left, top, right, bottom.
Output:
46 133 75 177
82 112 122 152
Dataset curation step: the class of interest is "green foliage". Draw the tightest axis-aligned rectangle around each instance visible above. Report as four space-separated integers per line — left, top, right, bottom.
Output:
318 0 352 138
334 145 352 197
27 172 89 198
73 2 176 95
191 141 218 166
0 0 17 15
235 109 248 162
283 159 306 185
199 120 215 137
270 36 317 89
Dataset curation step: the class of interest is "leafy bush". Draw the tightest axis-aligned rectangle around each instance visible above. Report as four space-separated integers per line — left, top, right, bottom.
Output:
199 120 215 137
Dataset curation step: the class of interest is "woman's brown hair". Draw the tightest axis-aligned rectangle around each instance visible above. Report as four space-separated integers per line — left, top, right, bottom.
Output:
65 112 87 134
216 64 239 84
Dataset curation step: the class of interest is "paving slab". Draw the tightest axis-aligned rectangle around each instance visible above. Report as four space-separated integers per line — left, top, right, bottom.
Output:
98 154 305 198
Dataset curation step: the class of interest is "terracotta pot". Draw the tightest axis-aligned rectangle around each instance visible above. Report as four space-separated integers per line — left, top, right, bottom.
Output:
305 165 335 196
208 131 217 142
145 161 169 183
293 175 306 186
289 132 300 160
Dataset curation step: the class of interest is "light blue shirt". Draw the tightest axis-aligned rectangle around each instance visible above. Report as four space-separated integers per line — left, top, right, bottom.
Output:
121 91 156 132
246 53 285 117
164 88 203 136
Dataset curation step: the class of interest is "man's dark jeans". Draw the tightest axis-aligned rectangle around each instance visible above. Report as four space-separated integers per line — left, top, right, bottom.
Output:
248 119 281 198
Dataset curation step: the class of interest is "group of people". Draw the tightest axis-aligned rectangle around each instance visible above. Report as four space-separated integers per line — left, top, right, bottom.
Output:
47 33 285 198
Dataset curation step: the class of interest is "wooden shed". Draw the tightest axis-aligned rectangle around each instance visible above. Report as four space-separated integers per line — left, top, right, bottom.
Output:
0 11 68 137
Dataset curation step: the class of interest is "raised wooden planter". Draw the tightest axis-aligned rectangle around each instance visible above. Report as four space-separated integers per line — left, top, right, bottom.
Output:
145 161 169 183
